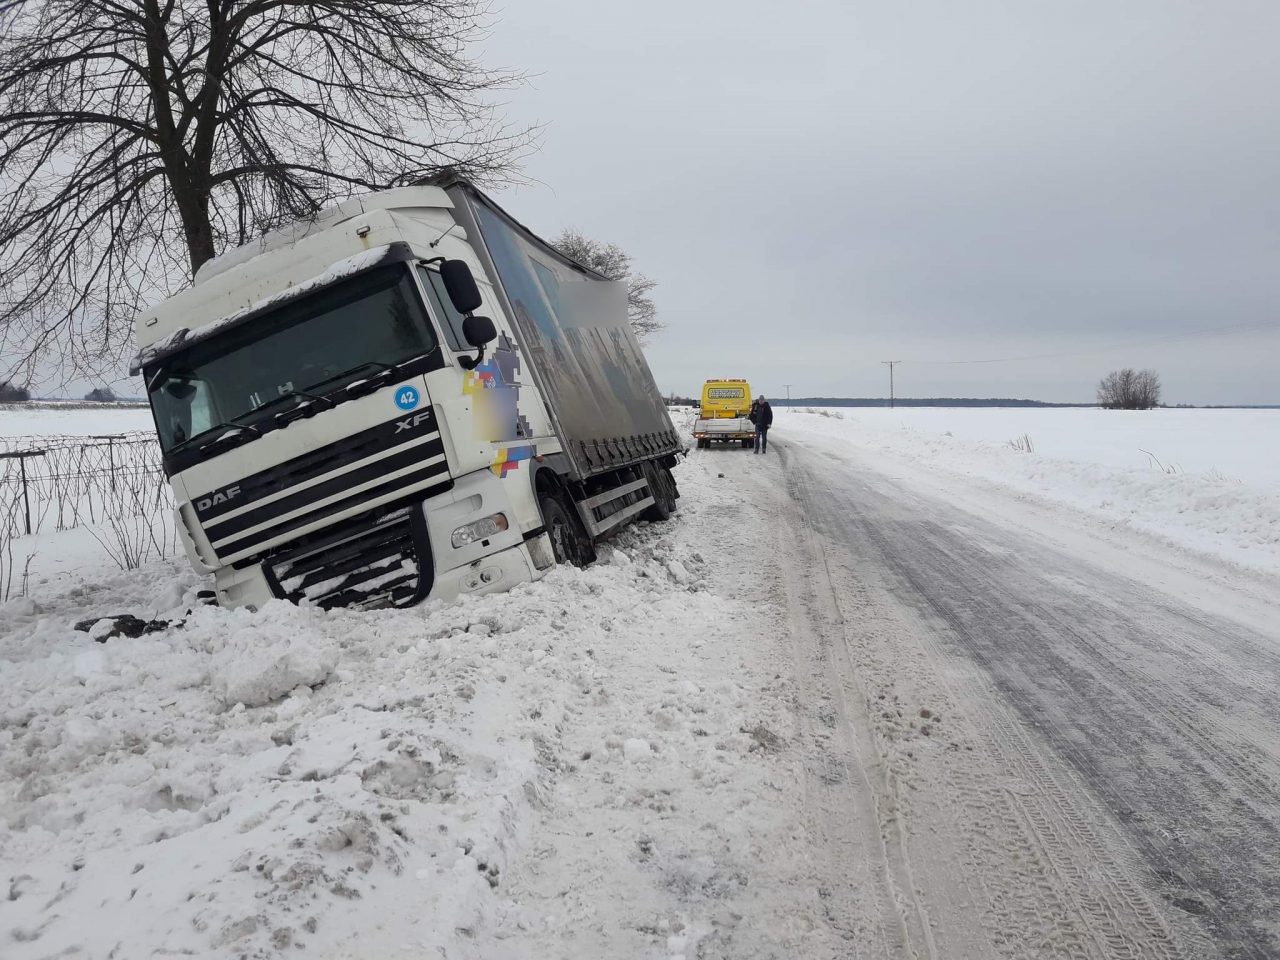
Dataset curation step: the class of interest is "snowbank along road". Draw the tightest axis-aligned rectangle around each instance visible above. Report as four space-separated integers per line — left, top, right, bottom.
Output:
4 407 1280 959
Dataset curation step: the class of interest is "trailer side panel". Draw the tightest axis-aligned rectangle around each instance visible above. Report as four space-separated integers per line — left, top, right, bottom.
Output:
446 184 681 480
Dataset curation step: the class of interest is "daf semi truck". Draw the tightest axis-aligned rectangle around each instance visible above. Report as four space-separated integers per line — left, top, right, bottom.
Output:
131 177 683 611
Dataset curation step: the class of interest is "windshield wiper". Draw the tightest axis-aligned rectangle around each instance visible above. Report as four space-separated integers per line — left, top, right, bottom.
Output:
304 361 396 397
199 423 263 455
226 389 335 431
170 363 410 457
169 421 261 456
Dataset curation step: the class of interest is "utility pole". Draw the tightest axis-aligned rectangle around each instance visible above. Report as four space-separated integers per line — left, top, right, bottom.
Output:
881 361 900 409
784 384 792 409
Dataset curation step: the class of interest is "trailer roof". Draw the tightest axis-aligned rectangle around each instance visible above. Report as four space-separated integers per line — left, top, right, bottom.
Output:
428 175 611 283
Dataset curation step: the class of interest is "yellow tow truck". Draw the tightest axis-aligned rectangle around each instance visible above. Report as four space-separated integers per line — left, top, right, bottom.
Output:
692 379 756 449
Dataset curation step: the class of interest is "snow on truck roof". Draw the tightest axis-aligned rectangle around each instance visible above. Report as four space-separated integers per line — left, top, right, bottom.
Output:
192 185 454 285
132 185 458 361
132 177 609 366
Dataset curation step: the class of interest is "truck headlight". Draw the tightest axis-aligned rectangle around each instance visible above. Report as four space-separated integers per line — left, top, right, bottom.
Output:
451 513 509 548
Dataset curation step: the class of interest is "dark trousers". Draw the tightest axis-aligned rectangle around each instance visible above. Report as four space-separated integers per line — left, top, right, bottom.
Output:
754 425 769 452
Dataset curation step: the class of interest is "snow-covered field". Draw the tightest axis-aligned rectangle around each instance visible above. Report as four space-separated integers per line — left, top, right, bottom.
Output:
786 407 1280 577
0 403 153 438
788 407 1280 484
0 406 172 596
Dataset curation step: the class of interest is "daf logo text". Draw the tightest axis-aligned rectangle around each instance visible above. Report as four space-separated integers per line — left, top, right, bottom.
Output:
196 485 241 512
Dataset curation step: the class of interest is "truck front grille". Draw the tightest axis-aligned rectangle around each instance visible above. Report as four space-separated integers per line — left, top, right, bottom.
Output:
195 407 452 563
264 507 431 610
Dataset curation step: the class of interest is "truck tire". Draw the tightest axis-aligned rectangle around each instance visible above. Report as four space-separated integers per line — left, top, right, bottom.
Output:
539 495 593 568
642 462 677 521
662 465 680 502
740 438 753 449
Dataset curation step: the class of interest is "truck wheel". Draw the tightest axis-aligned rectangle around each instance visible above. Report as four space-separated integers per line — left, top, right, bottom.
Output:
740 438 752 449
662 465 680 502
540 495 592 568
642 463 676 521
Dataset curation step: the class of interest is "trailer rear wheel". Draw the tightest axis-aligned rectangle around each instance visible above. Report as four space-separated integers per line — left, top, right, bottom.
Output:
740 438 753 449
641 462 676 521
540 495 593 568
662 464 679 502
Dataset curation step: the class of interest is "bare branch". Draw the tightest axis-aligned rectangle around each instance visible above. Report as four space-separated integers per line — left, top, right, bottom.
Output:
0 0 534 383
553 228 664 342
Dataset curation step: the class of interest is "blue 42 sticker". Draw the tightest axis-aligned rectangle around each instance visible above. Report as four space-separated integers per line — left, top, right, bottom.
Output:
394 385 420 411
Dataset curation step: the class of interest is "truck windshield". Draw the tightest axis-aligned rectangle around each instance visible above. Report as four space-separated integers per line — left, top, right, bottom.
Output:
146 264 438 453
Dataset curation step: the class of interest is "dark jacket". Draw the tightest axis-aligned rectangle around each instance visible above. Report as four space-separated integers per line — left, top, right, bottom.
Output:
753 401 773 428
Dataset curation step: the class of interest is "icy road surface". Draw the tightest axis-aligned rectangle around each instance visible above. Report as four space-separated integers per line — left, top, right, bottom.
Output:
750 424 1280 960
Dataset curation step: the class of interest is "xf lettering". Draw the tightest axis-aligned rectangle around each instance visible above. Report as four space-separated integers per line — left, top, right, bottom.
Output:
394 411 433 433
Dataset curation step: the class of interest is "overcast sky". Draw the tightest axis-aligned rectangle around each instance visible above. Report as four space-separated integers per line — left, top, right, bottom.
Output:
482 0 1280 404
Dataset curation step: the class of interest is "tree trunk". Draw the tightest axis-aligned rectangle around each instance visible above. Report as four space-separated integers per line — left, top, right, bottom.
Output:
140 0 216 275
180 196 217 275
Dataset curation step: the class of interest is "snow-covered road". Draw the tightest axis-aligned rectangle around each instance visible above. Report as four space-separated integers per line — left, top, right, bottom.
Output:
755 425 1280 960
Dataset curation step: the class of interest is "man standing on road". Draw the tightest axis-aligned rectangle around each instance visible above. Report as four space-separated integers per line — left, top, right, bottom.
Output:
752 395 774 453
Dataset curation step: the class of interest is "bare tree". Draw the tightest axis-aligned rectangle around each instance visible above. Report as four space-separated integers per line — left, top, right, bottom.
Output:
552 229 661 341
0 381 31 402
1098 369 1129 409
1133 369 1161 409
1098 368 1161 409
0 0 532 382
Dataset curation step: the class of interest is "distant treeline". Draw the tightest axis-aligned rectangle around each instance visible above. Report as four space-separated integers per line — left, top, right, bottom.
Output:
784 397 1094 408
663 395 1092 408
0 398 148 409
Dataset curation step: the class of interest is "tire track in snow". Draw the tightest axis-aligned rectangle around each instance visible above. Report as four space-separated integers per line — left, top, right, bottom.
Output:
770 438 1211 960
768 460 936 960
777 434 1280 960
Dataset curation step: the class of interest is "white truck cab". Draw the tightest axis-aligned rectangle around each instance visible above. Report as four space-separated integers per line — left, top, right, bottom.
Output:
133 180 682 610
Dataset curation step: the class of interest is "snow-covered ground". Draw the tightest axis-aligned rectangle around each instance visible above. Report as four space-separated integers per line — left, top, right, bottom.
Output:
1 443 821 959
785 407 1280 577
5 404 1278 959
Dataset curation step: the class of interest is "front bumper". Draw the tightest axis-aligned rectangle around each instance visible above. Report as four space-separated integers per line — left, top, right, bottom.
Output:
212 465 550 610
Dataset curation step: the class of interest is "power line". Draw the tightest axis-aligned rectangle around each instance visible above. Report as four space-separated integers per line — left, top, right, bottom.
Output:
881 361 901 408
902 315 1280 366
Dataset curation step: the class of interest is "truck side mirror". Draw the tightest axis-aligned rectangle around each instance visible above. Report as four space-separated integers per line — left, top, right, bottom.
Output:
459 315 497 370
463 315 496 347
440 259 483 314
